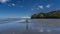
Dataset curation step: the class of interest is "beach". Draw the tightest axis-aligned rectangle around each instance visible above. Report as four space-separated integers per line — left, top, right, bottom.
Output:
0 19 60 34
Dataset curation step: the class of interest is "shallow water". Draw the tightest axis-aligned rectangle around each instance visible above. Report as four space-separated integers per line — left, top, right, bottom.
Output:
0 19 60 34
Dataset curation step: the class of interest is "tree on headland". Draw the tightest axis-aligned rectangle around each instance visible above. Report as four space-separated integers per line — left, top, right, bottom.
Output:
31 10 60 19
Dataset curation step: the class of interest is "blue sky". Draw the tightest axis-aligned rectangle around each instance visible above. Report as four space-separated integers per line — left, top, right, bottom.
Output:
0 0 60 18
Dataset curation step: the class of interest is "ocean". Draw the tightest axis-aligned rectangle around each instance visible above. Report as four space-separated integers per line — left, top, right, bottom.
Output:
0 18 60 34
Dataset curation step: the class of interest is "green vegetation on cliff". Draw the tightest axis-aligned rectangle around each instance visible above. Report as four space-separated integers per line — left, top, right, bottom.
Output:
31 10 60 19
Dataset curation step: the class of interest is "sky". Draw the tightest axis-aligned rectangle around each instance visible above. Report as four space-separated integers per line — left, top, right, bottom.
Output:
0 0 60 18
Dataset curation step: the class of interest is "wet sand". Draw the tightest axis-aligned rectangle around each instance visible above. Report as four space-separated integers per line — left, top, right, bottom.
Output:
0 19 60 34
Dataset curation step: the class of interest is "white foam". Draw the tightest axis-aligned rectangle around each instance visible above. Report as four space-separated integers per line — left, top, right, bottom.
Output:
15 20 25 23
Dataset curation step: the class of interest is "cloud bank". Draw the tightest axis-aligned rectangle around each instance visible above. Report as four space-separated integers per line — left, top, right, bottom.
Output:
0 0 9 3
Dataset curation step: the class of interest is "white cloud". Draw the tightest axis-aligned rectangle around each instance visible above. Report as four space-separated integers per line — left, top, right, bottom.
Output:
8 3 16 7
21 16 30 18
31 8 38 11
8 4 11 7
38 5 44 9
0 0 9 3
31 8 34 10
46 4 51 8
11 3 15 6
